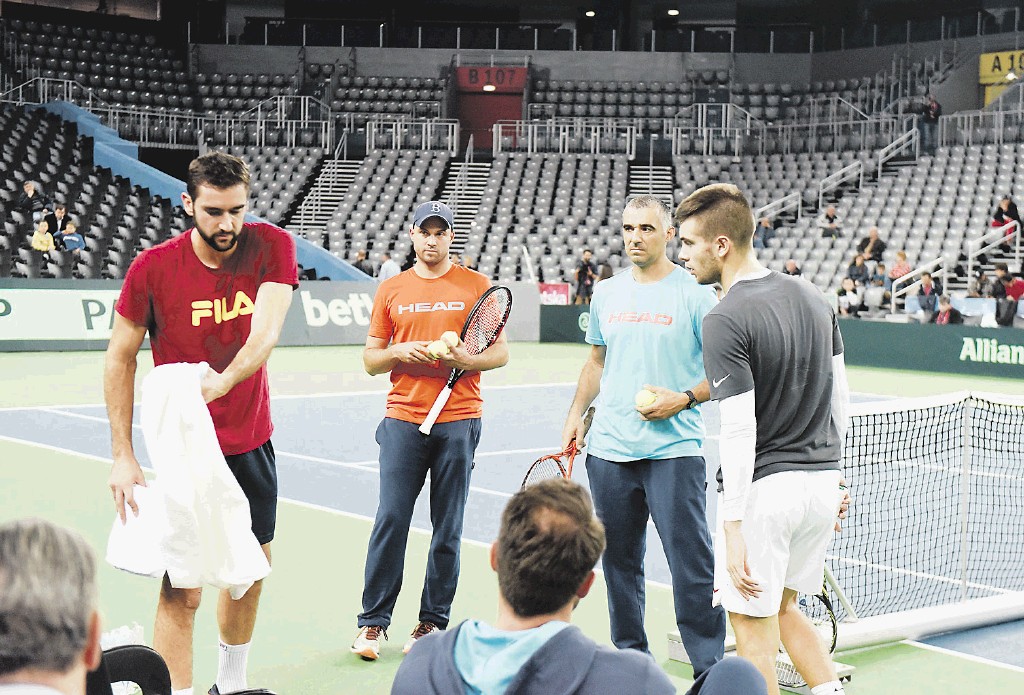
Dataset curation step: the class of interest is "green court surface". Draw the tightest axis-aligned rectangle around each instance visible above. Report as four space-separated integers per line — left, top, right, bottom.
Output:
2 344 1023 694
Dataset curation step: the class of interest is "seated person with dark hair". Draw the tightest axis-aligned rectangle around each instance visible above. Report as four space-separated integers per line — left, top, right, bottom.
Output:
846 254 870 286
917 272 942 313
44 204 73 249
393 478 767 695
856 227 887 263
930 295 963 325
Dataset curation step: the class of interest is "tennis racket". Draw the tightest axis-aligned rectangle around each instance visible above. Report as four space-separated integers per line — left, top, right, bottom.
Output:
520 407 595 488
775 581 839 689
419 285 513 435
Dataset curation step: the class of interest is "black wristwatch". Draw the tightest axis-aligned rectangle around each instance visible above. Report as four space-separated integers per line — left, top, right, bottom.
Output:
683 389 696 409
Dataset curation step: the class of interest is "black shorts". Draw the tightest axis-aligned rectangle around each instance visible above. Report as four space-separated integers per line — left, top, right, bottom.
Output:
224 439 278 544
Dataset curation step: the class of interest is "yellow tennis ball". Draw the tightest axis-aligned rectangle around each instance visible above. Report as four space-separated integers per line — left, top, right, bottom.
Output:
635 389 658 408
440 331 461 348
427 340 450 359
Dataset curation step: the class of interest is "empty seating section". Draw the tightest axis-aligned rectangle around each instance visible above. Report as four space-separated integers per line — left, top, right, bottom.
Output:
0 103 187 280
218 145 326 224
323 150 449 265
3 19 297 114
329 75 447 127
194 72 300 113
469 153 628 282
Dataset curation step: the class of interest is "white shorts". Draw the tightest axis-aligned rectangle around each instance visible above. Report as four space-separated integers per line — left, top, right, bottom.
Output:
713 469 843 618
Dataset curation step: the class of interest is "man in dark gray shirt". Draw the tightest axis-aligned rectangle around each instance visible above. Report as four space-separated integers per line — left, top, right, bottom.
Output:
675 183 850 695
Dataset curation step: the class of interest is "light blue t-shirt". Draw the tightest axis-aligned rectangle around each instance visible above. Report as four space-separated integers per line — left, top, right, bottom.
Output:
586 266 717 462
453 619 571 695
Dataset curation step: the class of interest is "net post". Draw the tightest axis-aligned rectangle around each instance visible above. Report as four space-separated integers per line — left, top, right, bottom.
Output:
825 565 860 622
958 395 972 602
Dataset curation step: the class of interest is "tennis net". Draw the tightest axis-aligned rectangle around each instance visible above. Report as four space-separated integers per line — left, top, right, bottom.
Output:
827 391 1024 645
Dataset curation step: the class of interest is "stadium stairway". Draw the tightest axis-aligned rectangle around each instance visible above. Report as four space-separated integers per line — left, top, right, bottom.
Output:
439 160 491 256
286 158 363 246
628 164 675 207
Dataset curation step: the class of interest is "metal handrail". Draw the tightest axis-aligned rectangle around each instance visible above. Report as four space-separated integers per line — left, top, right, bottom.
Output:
366 118 460 155
890 256 947 316
818 161 864 210
755 191 802 222
875 126 919 179
492 119 637 158
445 133 473 214
966 220 1021 281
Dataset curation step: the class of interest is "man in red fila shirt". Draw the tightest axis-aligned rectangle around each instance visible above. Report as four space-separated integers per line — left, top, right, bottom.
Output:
104 151 297 695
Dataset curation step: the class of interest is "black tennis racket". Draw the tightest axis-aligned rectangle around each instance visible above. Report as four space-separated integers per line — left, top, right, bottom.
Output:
520 407 595 488
776 582 839 688
419 285 513 435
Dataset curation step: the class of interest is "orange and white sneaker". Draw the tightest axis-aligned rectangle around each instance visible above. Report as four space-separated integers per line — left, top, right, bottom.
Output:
351 625 387 661
403 621 440 654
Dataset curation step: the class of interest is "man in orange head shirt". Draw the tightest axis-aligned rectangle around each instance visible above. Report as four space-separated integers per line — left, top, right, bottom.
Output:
352 200 510 661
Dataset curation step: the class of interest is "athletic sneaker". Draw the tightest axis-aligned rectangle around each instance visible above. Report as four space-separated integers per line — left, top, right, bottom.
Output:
351 625 387 661
403 621 440 654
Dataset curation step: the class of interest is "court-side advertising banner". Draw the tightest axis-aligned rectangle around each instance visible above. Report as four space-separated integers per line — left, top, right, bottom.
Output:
0 280 541 351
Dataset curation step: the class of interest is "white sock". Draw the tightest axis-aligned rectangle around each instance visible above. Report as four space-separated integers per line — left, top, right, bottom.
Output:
811 681 845 695
172 689 193 695
216 640 250 694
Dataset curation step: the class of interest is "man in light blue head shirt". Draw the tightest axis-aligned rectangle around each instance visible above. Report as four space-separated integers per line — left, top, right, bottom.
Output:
561 195 726 677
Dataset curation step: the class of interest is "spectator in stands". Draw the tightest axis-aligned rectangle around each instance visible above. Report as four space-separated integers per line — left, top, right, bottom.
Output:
59 221 85 254
597 261 614 283
44 203 73 248
450 253 461 266
817 205 841 239
16 181 50 223
992 263 1010 299
969 269 994 298
856 226 887 263
463 255 477 271
1001 272 1024 301
921 94 941 154
30 219 55 253
752 217 775 249
992 196 1021 255
574 248 597 305
353 249 374 277
836 277 863 318
886 250 912 291
782 259 801 276
930 295 963 325
869 263 887 288
377 251 401 282
0 518 103 695
392 479 767 695
917 271 942 313
846 254 870 286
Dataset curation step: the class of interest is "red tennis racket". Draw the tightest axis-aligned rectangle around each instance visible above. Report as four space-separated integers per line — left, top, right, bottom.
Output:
419 285 513 435
520 407 596 488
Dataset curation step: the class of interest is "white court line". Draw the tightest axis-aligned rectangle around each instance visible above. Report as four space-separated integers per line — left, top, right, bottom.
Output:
827 554 1013 595
903 640 1024 674
0 433 673 591
0 386 897 413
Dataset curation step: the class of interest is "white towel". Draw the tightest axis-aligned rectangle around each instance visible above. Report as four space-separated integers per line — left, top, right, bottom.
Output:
106 362 270 599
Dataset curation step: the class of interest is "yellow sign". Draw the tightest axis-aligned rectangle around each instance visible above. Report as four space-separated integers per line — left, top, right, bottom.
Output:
979 50 1024 85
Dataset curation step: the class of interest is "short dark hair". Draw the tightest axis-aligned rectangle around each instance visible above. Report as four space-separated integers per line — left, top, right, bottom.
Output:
496 479 605 618
186 151 250 200
54 203 66 213
995 262 1009 273
673 183 755 246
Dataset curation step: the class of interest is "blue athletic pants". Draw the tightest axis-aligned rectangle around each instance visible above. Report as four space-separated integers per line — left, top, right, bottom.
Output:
358 417 481 630
586 453 726 677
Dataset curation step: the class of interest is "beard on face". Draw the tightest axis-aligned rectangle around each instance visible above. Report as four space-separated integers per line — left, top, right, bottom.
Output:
196 222 239 252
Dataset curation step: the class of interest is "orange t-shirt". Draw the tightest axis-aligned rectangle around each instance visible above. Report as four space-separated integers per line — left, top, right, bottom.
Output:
369 264 493 424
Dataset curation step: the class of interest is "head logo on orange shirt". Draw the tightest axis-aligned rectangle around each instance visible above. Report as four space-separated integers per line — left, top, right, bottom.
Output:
397 301 466 314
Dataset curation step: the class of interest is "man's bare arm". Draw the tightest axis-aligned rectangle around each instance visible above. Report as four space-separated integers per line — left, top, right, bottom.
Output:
103 313 148 522
201 282 294 403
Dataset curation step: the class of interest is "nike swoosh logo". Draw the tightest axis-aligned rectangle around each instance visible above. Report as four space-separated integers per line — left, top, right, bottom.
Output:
712 374 731 388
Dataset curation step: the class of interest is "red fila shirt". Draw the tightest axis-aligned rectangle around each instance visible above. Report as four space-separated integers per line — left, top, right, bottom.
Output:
116 223 298 455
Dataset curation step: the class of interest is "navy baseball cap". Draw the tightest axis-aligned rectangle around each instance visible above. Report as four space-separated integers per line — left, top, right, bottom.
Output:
413 201 454 229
